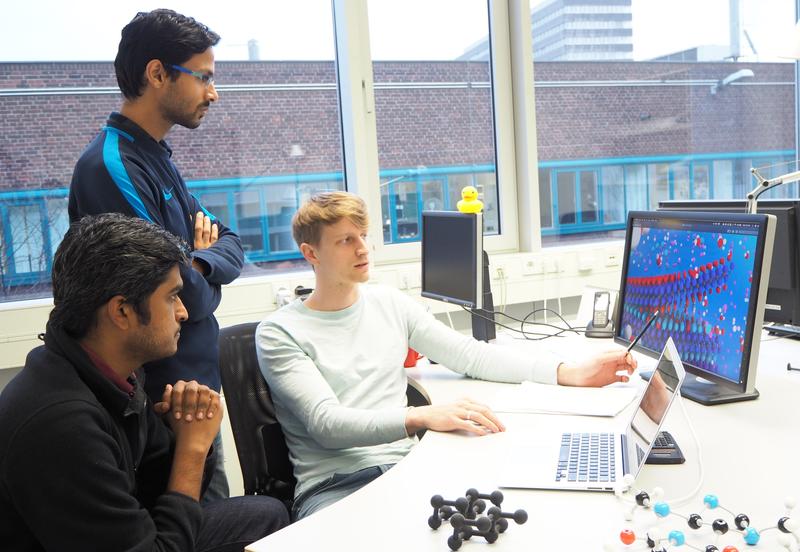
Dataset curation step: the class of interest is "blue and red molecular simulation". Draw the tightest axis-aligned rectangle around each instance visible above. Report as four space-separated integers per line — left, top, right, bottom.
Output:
620 226 759 381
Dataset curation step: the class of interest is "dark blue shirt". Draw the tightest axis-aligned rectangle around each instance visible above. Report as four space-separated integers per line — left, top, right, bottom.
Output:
68 112 244 399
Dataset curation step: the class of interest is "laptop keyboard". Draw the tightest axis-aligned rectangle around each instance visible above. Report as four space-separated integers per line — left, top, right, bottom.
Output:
555 432 616 483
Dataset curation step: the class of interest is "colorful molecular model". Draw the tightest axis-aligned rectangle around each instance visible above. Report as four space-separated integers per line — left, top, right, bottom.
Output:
609 482 800 551
428 488 527 550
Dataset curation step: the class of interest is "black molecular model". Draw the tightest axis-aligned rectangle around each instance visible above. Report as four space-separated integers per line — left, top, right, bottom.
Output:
428 488 528 550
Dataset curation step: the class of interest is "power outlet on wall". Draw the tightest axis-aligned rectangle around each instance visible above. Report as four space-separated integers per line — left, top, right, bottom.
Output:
275 287 293 307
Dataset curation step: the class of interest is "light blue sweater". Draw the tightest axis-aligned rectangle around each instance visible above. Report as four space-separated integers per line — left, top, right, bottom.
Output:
255 284 560 499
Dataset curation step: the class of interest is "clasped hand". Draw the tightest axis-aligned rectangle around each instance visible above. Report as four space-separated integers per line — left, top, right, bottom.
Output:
153 379 220 422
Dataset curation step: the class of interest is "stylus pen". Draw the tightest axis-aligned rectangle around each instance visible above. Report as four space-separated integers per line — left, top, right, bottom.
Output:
626 310 659 353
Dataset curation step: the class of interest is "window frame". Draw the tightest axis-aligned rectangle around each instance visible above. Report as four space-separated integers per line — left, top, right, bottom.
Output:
334 0 532 265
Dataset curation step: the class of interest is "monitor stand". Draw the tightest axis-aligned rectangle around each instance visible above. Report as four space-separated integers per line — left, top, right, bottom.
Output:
640 370 759 406
470 250 496 342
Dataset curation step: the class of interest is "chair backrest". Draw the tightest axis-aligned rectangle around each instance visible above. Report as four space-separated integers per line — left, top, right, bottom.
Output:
218 322 296 503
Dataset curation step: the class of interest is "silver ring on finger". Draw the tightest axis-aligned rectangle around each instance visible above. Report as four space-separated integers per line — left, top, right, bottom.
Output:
466 410 473 422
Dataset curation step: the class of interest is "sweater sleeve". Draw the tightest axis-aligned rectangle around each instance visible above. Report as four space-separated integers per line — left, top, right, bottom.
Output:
187 193 244 286
256 320 410 449
397 291 561 385
2 401 202 552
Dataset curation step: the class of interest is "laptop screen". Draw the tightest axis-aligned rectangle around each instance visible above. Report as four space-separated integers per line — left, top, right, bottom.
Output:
626 338 686 476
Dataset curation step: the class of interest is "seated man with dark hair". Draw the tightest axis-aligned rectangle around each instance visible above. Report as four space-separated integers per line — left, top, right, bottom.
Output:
0 213 288 551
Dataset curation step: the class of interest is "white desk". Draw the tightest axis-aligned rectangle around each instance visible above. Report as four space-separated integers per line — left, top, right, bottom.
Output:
246 332 800 551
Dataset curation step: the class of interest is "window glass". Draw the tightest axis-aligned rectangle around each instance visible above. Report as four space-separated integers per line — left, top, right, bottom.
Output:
557 172 577 224
367 0 499 243
625 165 648 212
579 171 598 223
533 0 796 245
648 164 670 210
672 164 690 200
693 163 711 199
601 166 624 223
0 2 342 302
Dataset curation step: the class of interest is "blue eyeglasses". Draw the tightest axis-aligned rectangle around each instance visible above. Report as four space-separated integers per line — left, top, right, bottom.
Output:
168 64 215 87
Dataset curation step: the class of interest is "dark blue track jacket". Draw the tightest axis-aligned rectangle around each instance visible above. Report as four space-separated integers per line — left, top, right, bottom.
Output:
68 113 244 400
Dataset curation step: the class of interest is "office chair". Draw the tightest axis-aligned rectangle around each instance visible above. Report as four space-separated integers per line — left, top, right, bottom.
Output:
218 321 432 509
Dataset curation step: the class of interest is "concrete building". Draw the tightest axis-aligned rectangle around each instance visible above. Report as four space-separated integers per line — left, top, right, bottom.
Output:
459 0 633 62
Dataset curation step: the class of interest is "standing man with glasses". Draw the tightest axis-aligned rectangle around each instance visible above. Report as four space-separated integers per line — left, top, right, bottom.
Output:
69 9 243 503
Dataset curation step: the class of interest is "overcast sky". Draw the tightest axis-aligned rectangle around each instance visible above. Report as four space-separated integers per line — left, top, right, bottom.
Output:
0 0 795 62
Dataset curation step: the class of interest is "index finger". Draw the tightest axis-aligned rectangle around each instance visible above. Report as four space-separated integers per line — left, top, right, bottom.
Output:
171 380 187 420
161 383 173 406
467 402 505 432
194 211 205 240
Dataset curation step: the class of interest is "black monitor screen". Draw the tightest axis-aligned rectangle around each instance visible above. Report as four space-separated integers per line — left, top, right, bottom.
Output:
421 211 481 308
616 211 770 387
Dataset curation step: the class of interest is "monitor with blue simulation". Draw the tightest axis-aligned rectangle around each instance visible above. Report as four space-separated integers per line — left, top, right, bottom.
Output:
659 199 800 331
421 211 483 309
614 210 776 405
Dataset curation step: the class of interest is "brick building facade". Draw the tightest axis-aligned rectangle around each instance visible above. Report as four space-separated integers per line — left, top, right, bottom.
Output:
0 60 793 192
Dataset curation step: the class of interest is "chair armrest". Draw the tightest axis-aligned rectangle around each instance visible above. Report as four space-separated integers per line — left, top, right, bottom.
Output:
405 377 431 407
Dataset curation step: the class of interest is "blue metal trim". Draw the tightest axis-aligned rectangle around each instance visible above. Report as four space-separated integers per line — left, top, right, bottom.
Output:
379 164 495 178
539 150 794 169
244 250 302 263
0 203 13 278
38 201 53 274
0 189 68 201
187 172 345 189
102 130 152 222
387 181 400 244
258 188 270 254
542 222 627 236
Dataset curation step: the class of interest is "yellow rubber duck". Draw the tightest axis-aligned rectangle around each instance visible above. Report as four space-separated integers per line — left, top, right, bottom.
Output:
457 185 483 214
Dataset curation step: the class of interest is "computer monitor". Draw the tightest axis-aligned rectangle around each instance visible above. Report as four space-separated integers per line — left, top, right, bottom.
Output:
659 200 800 331
614 210 776 405
421 211 495 341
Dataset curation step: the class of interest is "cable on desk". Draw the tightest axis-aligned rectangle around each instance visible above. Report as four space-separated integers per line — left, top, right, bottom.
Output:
666 393 705 506
473 305 586 338
464 306 586 341
522 308 586 336
446 310 455 331
463 306 560 339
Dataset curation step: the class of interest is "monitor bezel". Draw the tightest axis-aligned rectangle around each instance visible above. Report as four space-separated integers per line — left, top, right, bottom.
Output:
614 210 774 394
659 199 800 326
420 210 483 310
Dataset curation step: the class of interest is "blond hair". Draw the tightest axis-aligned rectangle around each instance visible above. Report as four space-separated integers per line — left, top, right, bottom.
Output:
292 191 369 247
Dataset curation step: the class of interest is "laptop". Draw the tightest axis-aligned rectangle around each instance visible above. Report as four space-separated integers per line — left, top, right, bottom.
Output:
500 337 686 492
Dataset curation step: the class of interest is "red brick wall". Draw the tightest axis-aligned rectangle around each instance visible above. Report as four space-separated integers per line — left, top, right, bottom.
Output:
0 60 793 192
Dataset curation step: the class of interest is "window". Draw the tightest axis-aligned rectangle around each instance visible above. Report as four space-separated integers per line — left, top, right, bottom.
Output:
367 0 501 245
0 2 344 302
532 0 797 245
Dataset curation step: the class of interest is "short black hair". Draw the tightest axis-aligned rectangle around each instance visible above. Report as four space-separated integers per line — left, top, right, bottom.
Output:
49 213 189 339
115 9 220 100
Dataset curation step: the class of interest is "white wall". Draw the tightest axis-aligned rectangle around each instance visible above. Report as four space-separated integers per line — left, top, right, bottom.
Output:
0 242 624 371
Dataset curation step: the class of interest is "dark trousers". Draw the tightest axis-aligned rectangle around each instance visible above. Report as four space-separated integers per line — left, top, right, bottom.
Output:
201 432 230 504
197 495 289 552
